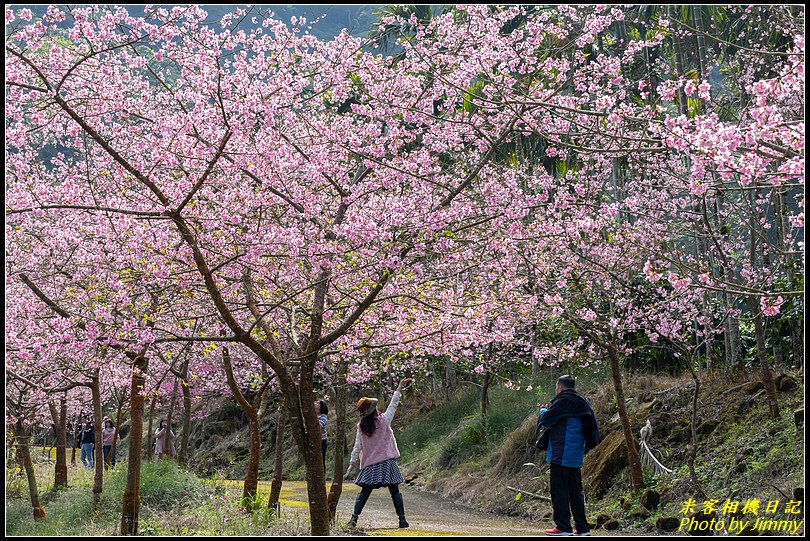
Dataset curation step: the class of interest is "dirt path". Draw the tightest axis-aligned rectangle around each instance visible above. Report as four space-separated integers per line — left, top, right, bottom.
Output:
277 481 554 536
235 480 632 536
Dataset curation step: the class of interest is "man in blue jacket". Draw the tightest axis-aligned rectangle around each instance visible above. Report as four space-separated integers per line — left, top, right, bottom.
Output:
536 375 600 536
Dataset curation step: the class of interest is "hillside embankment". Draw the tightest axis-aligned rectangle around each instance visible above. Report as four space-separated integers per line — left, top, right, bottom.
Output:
393 371 804 535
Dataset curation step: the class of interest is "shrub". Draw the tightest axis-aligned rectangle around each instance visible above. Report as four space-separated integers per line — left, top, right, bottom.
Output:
105 460 205 510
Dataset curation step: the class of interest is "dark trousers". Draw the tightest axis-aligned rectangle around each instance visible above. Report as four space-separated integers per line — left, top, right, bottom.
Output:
103 445 116 468
321 439 327 473
550 463 589 533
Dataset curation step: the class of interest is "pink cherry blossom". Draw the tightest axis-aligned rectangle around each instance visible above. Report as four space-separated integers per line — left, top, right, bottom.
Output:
761 296 784 317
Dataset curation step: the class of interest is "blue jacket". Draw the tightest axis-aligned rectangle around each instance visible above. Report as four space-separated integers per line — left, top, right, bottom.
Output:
536 389 599 468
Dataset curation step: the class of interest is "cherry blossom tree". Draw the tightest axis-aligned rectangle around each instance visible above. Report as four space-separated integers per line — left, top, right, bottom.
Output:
6 5 550 533
6 5 802 533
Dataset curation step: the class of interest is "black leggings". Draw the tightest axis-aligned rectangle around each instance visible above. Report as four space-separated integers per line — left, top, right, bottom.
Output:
353 483 404 518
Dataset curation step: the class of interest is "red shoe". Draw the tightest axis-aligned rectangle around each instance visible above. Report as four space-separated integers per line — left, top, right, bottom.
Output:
544 528 573 536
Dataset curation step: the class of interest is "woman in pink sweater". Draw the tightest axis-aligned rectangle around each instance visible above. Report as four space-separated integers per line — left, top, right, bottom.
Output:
346 378 413 529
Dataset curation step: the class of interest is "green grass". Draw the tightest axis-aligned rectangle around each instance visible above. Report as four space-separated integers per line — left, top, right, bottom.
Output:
5 460 312 536
7 480 112 536
397 387 481 458
397 381 556 472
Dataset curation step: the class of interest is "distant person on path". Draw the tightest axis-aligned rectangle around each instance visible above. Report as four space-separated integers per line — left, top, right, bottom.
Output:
536 375 600 536
102 418 119 468
80 415 95 469
316 399 329 474
153 419 176 459
346 378 413 529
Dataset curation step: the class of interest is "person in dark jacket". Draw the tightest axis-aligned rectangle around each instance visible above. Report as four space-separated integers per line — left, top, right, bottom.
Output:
536 375 600 536
80 415 95 469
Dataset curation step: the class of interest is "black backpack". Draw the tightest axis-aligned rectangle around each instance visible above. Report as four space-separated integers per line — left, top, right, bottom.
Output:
535 417 550 451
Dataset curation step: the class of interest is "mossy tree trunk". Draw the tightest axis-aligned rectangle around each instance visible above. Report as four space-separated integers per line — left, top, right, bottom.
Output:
91 370 104 510
121 357 148 535
445 357 457 400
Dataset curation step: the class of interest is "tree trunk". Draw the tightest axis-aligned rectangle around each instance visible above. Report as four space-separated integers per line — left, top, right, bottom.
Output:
773 343 783 369
15 420 45 520
268 402 286 508
164 376 179 459
179 360 192 467
91 371 104 510
444 357 456 400
693 7 709 83
713 182 744 379
704 293 715 373
328 374 348 521
776 186 803 371
48 398 68 489
747 297 780 418
668 6 687 115
790 321 803 371
71 415 78 465
145 389 157 462
221 343 263 508
111 388 127 469
481 369 491 420
121 358 148 535
300 414 330 536
243 412 261 509
686 357 706 499
744 180 780 418
481 343 493 427
607 347 645 491
283 354 330 536
726 297 745 379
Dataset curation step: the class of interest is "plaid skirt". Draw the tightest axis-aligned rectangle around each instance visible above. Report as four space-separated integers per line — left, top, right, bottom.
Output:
354 458 404 488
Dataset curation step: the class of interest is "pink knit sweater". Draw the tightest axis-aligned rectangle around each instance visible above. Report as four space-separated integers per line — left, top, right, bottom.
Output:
350 391 401 469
